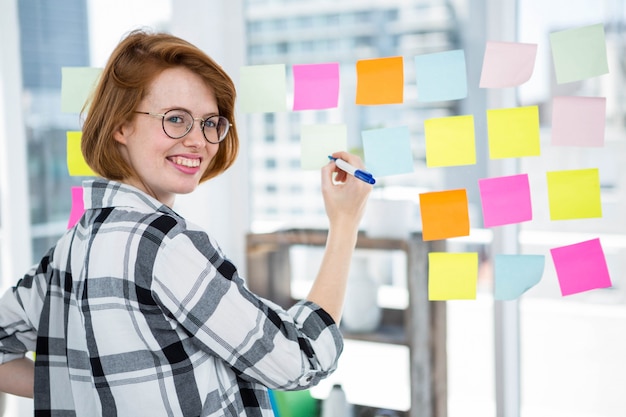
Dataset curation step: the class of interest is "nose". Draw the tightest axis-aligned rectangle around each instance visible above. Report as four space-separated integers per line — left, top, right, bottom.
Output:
182 119 207 148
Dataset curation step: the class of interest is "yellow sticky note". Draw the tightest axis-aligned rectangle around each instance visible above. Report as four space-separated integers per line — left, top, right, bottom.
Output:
547 168 602 220
428 252 478 300
424 115 476 167
356 56 404 105
300 124 347 170
487 106 541 159
61 67 102 113
67 131 96 176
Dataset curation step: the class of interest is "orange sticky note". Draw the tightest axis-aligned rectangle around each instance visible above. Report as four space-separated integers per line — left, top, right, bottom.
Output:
419 189 470 241
356 56 404 105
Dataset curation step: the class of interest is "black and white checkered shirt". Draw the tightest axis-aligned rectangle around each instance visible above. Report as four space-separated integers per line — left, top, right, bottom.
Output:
0 179 343 416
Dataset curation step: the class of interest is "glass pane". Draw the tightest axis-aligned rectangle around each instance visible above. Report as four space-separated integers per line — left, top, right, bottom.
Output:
518 1 626 416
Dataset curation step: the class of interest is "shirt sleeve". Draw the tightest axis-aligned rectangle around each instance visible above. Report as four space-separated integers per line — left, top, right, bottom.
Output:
150 228 344 390
0 259 47 364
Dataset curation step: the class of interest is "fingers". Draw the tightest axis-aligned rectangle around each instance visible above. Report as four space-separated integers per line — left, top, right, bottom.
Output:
329 151 365 169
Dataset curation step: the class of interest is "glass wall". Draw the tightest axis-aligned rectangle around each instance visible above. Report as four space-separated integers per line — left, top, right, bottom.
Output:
518 1 626 416
3 1 625 416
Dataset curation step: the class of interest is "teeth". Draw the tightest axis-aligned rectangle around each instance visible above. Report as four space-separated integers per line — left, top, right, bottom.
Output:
172 157 200 168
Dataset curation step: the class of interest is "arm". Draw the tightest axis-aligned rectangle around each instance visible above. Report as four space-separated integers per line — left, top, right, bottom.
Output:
306 151 373 322
0 357 34 398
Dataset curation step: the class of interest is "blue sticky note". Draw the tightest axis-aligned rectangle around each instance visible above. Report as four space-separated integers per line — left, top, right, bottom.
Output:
415 49 467 102
362 126 414 177
494 254 545 300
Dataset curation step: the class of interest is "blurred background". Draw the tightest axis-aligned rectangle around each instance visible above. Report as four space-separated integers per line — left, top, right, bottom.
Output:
1 0 626 416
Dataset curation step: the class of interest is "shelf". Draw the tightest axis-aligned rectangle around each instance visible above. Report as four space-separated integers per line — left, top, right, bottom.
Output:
246 229 447 417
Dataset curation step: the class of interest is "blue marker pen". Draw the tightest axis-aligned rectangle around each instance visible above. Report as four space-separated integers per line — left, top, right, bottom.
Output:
328 156 376 185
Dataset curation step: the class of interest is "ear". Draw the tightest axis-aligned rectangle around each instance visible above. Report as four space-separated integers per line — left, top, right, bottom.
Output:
113 120 132 145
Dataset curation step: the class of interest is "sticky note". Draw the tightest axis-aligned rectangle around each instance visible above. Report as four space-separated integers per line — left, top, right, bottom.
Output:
361 126 413 177
239 64 287 113
356 56 404 105
292 63 340 110
551 96 606 147
67 186 85 229
549 23 609 84
300 124 347 170
419 189 470 241
494 254 544 300
61 67 102 113
66 131 96 177
478 174 532 227
550 238 612 296
479 41 537 88
424 115 476 167
546 168 602 220
487 106 541 159
415 49 467 101
428 252 478 300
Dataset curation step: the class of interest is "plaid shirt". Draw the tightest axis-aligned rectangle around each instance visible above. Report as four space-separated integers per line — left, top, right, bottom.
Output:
0 179 343 416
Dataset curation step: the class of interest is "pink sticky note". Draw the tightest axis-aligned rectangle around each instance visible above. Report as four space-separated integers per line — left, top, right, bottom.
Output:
479 41 538 88
551 96 606 147
550 238 612 296
67 186 85 229
293 63 340 110
478 174 532 227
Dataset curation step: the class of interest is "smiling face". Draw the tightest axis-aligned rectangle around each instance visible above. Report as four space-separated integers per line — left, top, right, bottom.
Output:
113 67 220 207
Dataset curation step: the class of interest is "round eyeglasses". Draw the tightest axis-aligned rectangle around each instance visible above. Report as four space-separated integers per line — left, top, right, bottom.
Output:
135 109 231 144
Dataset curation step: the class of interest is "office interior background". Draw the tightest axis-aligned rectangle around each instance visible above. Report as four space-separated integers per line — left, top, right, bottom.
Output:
1 0 626 416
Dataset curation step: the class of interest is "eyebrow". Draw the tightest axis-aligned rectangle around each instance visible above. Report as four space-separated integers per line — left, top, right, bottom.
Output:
164 107 220 118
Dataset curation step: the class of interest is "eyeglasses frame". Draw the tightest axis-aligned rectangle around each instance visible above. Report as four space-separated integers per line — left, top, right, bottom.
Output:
134 109 231 144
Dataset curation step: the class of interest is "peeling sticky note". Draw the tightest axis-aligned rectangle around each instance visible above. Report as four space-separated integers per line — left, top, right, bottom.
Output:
487 106 541 159
550 238 612 296
549 23 609 84
415 49 467 102
479 41 537 88
356 56 404 105
293 62 340 110
478 174 532 227
428 252 478 300
424 115 476 167
300 124 347 170
419 189 470 241
239 64 287 113
547 168 602 220
551 96 606 147
494 254 544 300
61 67 102 113
66 131 96 177
67 186 85 229
361 126 414 177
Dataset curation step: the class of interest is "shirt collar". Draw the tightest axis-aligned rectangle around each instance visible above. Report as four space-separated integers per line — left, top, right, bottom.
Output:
81 178 176 216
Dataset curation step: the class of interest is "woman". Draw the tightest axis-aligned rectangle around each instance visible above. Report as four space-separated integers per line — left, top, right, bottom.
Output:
0 30 372 416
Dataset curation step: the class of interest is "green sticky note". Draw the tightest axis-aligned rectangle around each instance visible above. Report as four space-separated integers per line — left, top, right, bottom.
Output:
67 131 96 177
428 252 478 300
300 124 347 170
547 168 602 220
550 23 609 84
61 67 102 113
239 64 287 113
424 115 476 167
487 106 541 159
